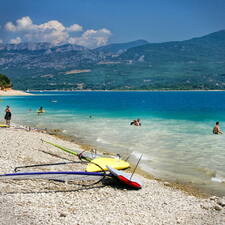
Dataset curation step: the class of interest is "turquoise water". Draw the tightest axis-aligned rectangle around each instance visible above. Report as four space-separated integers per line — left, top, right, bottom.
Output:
1 91 225 195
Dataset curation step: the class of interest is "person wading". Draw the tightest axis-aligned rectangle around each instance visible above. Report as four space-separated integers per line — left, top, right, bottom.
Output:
213 121 223 134
4 105 11 126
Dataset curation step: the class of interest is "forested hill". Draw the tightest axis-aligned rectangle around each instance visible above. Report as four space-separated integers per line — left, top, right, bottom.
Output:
0 30 225 90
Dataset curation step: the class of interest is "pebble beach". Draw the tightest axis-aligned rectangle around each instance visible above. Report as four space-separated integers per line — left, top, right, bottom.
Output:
0 128 224 225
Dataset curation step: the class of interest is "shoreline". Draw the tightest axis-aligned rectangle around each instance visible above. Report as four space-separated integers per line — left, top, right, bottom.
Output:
43 128 212 198
0 89 33 96
0 122 211 198
3 123 222 198
27 89 225 92
0 127 224 225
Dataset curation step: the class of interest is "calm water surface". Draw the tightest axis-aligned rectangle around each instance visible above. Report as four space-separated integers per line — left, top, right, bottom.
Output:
1 91 225 195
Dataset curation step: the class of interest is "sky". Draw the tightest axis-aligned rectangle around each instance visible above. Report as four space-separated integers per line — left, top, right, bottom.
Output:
0 0 225 48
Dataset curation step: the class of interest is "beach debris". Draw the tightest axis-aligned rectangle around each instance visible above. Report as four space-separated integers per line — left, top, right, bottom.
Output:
14 148 130 173
41 140 130 171
8 144 143 190
5 140 143 190
0 166 142 190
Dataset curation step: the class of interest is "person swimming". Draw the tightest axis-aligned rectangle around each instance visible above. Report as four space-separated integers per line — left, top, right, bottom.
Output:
37 106 45 113
130 118 141 126
213 121 223 134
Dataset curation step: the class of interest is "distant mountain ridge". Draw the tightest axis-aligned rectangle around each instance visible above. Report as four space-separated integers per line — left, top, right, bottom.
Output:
0 42 53 51
95 39 148 55
0 30 225 90
0 39 147 53
0 42 87 52
119 30 225 62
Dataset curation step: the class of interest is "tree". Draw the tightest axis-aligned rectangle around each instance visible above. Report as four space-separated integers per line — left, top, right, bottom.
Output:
0 74 11 90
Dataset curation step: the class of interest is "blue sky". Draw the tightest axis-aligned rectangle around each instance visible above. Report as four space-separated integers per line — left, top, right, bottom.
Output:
0 0 225 47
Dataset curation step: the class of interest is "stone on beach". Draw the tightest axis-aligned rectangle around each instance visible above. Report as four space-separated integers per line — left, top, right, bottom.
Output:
0 128 224 225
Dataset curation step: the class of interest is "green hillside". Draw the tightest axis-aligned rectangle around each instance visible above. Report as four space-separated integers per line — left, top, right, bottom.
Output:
1 30 225 90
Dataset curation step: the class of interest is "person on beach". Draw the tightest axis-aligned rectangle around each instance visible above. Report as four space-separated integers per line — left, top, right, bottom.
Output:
4 105 11 126
213 121 223 134
130 118 141 126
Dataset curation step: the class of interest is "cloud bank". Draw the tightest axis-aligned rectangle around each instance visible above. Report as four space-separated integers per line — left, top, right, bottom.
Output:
9 37 21 44
4 16 111 48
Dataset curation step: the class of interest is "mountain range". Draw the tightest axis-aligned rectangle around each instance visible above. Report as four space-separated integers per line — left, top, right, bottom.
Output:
0 30 225 90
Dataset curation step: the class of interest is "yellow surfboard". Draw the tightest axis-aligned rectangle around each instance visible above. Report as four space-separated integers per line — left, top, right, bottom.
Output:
37 110 45 113
0 124 9 128
86 157 130 172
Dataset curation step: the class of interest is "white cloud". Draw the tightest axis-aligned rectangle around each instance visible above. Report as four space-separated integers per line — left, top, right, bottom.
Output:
0 39 3 44
4 16 112 48
5 16 33 32
16 16 33 30
5 22 16 31
68 28 112 48
38 20 65 32
10 37 21 44
24 23 69 45
67 24 83 32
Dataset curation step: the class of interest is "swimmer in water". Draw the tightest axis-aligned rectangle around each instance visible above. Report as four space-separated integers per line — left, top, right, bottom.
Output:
130 118 141 126
213 121 223 134
37 106 44 113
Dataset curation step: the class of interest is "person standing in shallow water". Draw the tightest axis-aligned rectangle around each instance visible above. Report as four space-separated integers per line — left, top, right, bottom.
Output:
213 121 223 134
4 105 11 126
